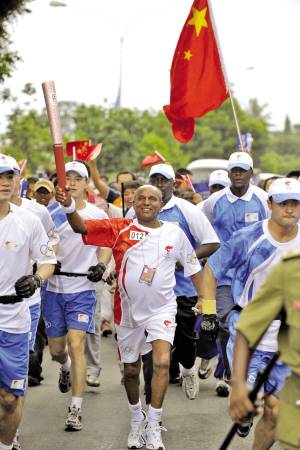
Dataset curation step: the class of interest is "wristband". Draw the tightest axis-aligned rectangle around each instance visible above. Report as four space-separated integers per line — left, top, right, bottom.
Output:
62 198 76 214
202 299 216 315
34 274 44 288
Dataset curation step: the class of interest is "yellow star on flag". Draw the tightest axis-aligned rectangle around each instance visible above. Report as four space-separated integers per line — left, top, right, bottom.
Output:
187 6 208 37
184 50 193 61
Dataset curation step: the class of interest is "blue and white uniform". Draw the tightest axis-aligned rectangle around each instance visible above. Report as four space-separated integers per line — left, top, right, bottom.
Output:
208 219 300 393
0 204 56 396
44 201 107 337
19 198 59 351
201 184 269 316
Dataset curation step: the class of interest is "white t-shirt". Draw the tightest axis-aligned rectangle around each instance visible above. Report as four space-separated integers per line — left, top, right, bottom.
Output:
0 204 57 333
47 201 108 294
19 198 59 306
83 219 201 327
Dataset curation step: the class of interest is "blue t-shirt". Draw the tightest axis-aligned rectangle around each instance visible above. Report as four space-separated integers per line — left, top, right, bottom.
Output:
201 184 269 285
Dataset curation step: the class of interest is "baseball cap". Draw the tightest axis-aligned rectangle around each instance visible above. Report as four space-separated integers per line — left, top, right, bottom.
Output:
65 161 89 178
0 154 15 174
208 170 230 188
149 164 175 180
228 152 253 171
268 177 300 203
33 179 55 193
0 153 20 174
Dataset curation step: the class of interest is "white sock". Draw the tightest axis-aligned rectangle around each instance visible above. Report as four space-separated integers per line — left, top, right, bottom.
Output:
62 356 71 372
0 441 12 450
71 396 82 410
148 405 162 425
181 366 195 376
128 400 144 422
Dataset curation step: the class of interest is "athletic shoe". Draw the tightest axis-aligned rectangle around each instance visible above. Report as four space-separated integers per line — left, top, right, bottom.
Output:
86 374 100 387
58 367 71 393
237 417 253 438
215 378 230 397
65 406 82 431
127 411 146 449
182 373 198 400
198 358 212 380
101 320 113 337
143 422 166 450
12 431 21 450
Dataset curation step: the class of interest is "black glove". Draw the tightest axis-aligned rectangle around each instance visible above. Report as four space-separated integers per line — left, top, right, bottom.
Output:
15 275 42 298
200 314 219 340
87 262 106 282
53 260 62 275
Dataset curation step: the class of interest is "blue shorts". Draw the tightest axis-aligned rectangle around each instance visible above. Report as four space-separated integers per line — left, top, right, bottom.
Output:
227 310 290 396
216 285 234 330
0 331 29 397
29 303 41 352
42 290 96 338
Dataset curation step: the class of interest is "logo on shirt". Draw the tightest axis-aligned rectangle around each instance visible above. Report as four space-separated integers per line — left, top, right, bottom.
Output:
40 242 55 257
164 245 173 257
245 212 259 223
78 314 89 323
4 240 18 250
10 379 25 390
129 230 146 241
187 252 198 265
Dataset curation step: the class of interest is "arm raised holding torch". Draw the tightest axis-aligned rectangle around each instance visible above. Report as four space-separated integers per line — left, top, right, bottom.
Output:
42 80 66 189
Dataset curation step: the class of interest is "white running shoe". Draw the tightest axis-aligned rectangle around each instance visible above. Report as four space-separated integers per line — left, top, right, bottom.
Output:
182 374 198 400
65 406 82 431
143 422 166 450
128 411 146 449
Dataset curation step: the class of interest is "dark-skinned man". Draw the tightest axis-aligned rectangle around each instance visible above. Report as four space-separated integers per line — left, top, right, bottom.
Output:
55 184 203 450
200 152 269 397
142 164 220 400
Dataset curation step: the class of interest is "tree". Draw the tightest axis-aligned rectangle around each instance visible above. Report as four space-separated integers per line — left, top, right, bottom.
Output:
0 1 32 83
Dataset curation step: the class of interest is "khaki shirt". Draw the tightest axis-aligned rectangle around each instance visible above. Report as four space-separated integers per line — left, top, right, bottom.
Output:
236 251 300 376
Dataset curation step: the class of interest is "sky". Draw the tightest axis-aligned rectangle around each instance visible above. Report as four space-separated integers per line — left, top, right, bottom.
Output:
2 0 300 132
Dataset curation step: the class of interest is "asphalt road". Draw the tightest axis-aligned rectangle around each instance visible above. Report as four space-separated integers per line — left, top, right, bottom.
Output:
19 337 280 450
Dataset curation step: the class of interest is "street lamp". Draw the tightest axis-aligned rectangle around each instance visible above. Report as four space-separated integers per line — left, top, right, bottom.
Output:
49 1 66 7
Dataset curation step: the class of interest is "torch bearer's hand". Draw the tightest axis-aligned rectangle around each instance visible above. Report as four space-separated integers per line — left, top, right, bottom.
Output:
55 186 72 206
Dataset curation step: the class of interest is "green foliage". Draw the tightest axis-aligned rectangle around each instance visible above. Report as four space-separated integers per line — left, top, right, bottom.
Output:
2 85 300 177
0 0 31 82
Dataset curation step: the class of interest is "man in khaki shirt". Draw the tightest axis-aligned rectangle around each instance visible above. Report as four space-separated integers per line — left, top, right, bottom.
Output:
230 252 300 450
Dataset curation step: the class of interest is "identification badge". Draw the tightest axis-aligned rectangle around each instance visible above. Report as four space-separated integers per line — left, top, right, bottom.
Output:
130 230 146 241
139 265 156 285
245 212 259 222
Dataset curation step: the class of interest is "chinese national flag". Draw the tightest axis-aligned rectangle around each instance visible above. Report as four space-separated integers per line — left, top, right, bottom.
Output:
163 0 229 143
66 140 89 158
140 151 166 168
66 141 102 161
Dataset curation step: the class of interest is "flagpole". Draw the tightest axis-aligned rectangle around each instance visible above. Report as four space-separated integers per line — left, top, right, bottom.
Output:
208 0 244 151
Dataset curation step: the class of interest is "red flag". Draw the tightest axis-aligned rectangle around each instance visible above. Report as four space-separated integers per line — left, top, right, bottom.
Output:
66 140 89 158
182 174 195 192
66 141 102 161
163 0 229 143
140 151 166 168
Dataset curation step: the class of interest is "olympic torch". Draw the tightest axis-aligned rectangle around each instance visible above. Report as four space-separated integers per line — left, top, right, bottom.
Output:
42 81 66 189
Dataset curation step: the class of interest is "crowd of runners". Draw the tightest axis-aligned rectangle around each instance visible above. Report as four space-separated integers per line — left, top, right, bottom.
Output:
0 150 300 450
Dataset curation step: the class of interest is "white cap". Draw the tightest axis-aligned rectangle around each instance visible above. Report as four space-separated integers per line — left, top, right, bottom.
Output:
65 161 89 178
268 177 300 203
228 151 253 171
208 170 230 188
0 153 20 174
149 164 175 180
0 153 16 174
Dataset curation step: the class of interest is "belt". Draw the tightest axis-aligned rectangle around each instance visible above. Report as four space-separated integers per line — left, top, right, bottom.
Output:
0 295 23 304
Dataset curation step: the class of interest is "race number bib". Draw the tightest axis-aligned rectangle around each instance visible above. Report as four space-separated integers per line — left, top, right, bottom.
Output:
130 230 146 241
